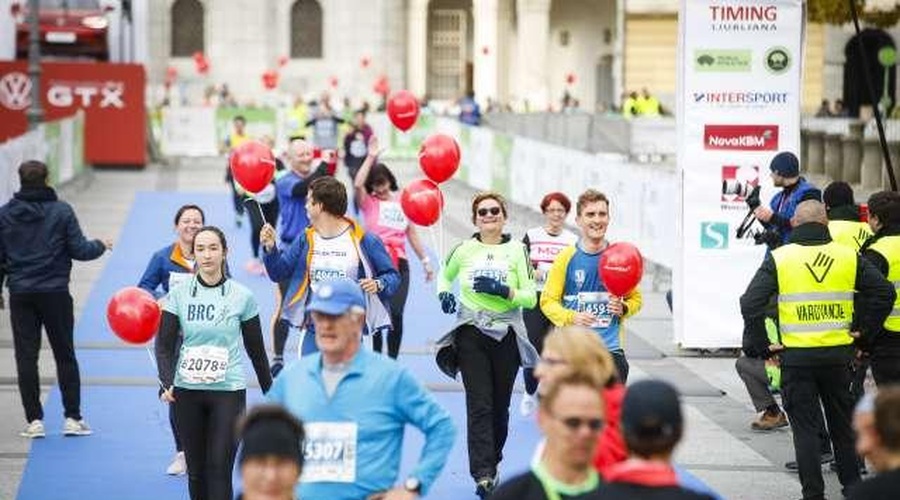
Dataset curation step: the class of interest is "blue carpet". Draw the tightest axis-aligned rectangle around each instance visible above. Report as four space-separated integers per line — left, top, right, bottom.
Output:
17 191 719 499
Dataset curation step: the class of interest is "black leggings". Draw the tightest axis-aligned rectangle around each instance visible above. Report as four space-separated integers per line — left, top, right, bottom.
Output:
249 200 279 259
522 291 551 394
174 388 246 500
374 259 410 358
456 326 521 479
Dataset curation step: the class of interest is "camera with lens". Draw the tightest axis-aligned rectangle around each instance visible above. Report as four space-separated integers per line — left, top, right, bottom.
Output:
736 186 781 250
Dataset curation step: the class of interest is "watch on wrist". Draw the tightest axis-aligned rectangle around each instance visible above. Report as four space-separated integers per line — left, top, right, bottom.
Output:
375 278 384 292
404 477 421 494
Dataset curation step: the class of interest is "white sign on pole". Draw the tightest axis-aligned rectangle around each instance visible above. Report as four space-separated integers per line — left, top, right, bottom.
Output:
675 0 804 348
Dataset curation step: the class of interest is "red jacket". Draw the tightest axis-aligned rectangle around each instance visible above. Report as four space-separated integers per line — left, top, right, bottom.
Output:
594 382 628 477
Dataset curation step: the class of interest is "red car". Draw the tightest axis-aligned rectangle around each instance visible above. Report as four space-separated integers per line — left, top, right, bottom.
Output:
13 0 112 61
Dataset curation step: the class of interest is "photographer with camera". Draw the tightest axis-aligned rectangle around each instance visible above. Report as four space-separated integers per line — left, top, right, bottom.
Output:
751 152 821 247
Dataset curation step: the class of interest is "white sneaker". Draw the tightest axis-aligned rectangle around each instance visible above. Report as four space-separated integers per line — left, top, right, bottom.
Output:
63 418 93 436
20 420 45 438
166 451 186 475
519 393 538 417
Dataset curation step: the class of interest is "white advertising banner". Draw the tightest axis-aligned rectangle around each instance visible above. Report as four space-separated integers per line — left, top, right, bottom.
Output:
161 107 218 157
675 0 804 348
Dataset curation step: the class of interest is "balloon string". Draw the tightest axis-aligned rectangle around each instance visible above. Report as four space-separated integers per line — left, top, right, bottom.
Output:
145 346 167 390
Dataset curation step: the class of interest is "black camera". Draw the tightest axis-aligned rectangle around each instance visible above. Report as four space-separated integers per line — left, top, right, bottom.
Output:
736 186 781 250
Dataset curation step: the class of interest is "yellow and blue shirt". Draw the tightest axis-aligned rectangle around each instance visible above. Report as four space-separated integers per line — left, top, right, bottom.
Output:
541 243 642 352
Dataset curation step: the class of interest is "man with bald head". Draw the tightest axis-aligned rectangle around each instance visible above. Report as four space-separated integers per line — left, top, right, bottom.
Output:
741 199 895 500
269 138 330 375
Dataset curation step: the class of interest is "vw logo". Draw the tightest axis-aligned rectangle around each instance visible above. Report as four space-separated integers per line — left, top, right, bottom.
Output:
0 72 32 111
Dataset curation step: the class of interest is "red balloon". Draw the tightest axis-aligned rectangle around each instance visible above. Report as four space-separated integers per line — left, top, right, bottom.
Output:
387 90 420 132
277 55 289 67
599 242 644 296
107 287 161 344
373 75 390 96
361 56 371 68
229 141 276 193
262 70 279 90
328 76 339 89
400 179 443 226
419 134 460 183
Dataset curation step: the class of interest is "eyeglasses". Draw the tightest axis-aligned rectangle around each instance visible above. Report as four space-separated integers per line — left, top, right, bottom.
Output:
557 415 605 433
477 207 502 217
539 356 568 367
544 208 567 214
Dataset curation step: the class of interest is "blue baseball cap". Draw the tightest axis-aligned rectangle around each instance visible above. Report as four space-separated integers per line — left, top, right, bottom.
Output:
307 278 366 315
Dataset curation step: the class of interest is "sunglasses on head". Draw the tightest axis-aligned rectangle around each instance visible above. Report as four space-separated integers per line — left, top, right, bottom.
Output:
559 416 605 432
477 207 502 217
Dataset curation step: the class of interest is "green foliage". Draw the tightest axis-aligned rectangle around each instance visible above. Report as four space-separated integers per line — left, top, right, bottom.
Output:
808 0 900 28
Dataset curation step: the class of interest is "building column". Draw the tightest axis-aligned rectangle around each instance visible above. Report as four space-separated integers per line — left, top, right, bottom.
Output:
407 0 429 97
473 0 499 104
516 0 551 110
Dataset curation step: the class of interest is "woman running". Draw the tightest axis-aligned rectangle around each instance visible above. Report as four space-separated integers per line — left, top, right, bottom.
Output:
519 192 578 415
434 192 538 498
156 226 272 500
138 204 205 476
353 135 434 358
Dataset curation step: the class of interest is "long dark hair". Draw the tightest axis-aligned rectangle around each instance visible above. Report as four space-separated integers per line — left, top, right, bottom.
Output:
192 226 231 280
364 163 399 194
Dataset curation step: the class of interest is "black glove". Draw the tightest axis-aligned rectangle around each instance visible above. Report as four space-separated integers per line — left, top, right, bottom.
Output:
439 292 457 314
472 276 510 299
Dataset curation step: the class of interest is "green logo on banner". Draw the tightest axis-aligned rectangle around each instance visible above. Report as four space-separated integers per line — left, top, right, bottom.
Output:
764 46 791 74
694 50 752 73
700 222 729 249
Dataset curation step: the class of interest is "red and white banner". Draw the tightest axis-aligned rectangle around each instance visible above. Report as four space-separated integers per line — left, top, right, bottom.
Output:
0 61 145 166
675 0 804 348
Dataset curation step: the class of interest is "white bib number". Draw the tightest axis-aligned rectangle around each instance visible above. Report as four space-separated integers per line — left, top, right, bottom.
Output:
178 345 229 384
469 257 508 289
301 422 358 483
168 272 191 291
578 292 612 328
377 201 408 231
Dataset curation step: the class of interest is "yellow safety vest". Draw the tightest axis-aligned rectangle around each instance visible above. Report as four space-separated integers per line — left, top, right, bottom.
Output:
772 241 856 348
828 220 872 252
867 235 900 332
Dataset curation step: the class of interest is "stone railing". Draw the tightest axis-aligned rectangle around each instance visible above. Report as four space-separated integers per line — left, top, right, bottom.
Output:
483 112 676 162
484 112 900 186
800 117 900 190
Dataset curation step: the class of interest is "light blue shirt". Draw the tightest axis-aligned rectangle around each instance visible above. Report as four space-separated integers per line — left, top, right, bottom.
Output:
164 278 258 391
267 349 456 499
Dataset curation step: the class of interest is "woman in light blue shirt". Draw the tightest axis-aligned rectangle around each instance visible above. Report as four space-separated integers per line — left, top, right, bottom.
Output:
156 226 272 500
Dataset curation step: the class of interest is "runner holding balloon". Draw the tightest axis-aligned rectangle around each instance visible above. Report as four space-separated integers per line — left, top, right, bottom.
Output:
136 204 205 475
155 227 272 500
540 189 643 383
354 135 435 359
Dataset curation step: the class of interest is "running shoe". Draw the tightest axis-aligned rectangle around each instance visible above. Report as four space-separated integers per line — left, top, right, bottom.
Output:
166 451 186 475
63 418 93 436
20 420 45 439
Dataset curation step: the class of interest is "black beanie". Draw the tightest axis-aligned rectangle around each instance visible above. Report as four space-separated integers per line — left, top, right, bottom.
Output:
823 182 855 209
239 418 303 466
769 151 799 178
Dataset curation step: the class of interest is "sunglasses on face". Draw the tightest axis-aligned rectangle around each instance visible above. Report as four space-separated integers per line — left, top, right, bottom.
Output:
558 416 605 432
477 207 502 217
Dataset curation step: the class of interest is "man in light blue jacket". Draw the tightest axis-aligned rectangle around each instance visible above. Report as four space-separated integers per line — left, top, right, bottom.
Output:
267 278 455 499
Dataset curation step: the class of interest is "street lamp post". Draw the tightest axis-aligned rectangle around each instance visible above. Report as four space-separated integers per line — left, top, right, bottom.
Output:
26 0 43 130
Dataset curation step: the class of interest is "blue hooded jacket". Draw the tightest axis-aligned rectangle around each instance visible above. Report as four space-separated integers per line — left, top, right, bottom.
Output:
766 177 821 244
0 187 105 293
